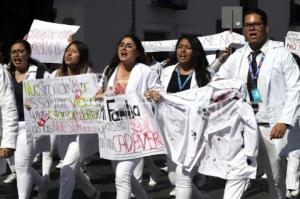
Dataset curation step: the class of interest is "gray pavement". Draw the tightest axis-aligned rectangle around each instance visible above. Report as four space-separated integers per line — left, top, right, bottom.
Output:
0 155 288 199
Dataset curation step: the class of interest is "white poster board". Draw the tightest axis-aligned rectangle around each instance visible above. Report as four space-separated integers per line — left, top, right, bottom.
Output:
285 31 300 57
99 94 166 160
142 30 245 52
24 74 102 136
27 19 80 63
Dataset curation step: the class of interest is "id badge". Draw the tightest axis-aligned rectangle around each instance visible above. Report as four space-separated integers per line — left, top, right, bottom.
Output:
251 88 262 103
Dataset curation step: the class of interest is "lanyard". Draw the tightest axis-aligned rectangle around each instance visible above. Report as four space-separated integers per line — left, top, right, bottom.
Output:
176 68 193 91
248 53 265 80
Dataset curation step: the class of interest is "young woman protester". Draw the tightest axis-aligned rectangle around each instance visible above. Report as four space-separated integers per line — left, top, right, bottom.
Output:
95 34 161 199
146 34 231 199
51 41 101 199
10 40 56 199
158 34 210 199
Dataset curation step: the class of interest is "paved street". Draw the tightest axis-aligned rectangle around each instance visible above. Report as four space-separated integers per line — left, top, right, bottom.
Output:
0 155 287 199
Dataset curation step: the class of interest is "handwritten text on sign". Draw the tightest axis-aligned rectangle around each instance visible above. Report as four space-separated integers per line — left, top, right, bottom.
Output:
99 94 166 160
285 31 300 57
27 19 80 63
24 74 102 136
142 30 245 52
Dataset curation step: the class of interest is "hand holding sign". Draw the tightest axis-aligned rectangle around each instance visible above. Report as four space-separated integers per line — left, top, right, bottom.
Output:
95 87 105 101
144 90 161 102
285 31 300 57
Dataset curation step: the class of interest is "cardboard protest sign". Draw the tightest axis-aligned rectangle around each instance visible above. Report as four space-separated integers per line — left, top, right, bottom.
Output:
142 30 245 52
100 93 166 160
285 31 300 57
27 19 80 63
24 74 102 136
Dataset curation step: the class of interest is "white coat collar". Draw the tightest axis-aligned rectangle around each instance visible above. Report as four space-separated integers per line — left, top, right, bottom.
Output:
238 40 272 86
244 39 270 58
161 63 198 91
175 64 198 89
107 63 142 94
239 40 277 102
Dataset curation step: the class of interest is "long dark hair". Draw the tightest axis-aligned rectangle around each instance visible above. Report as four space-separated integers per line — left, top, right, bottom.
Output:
104 34 146 81
57 40 90 76
166 34 210 87
9 40 48 74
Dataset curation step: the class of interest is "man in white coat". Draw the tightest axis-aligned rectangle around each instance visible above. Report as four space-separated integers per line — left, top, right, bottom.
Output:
0 64 18 158
215 8 300 199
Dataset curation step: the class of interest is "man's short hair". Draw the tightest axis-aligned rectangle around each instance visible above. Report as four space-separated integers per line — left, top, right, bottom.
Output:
243 8 268 25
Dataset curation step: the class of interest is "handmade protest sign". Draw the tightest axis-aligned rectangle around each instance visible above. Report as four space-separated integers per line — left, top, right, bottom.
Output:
142 30 245 52
24 74 102 136
285 31 300 57
27 19 80 63
99 93 166 160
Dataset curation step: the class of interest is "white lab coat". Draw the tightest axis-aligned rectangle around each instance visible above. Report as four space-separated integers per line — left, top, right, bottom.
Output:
160 60 223 92
216 40 300 156
105 63 161 96
0 65 18 149
158 79 258 180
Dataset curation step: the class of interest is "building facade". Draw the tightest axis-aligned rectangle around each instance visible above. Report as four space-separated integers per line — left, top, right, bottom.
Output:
53 0 300 71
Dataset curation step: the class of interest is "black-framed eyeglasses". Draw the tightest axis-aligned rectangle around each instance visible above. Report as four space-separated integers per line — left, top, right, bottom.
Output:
243 22 264 29
10 49 26 55
118 43 135 50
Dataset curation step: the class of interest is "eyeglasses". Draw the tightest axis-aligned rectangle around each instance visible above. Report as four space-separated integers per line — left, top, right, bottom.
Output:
118 42 135 50
244 22 264 29
10 49 26 55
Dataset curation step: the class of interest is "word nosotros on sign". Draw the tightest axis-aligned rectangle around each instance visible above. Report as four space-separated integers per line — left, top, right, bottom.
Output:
24 80 89 97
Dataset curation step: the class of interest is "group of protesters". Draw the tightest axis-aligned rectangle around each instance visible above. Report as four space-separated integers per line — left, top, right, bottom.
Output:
0 7 300 199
